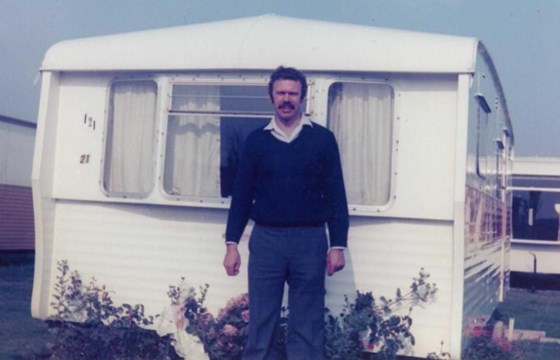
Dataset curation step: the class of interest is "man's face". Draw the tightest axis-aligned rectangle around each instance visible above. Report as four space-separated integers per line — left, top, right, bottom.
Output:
271 79 303 123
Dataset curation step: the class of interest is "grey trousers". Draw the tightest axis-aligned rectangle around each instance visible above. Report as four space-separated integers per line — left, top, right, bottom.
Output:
243 225 328 360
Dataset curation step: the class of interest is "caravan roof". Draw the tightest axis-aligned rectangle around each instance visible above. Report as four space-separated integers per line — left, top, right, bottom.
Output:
41 15 479 74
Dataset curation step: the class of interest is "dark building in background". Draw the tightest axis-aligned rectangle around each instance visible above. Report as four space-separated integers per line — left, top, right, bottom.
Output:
0 114 36 251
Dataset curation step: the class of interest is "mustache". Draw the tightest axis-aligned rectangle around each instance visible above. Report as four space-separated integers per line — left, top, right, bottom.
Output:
279 101 295 109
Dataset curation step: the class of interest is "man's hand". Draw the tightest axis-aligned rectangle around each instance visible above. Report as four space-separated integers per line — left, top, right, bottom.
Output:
223 244 241 276
326 248 345 276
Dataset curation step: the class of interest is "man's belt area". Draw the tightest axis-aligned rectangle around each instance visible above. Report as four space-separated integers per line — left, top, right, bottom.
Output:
255 221 325 228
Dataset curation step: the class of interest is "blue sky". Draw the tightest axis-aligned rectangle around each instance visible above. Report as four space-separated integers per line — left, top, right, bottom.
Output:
1 0 559 156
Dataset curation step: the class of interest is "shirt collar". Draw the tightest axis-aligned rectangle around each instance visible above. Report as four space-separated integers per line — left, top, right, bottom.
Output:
264 115 313 143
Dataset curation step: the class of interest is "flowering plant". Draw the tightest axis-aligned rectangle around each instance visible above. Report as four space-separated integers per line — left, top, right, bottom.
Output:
199 293 250 359
155 278 208 359
162 279 252 360
462 321 512 360
48 260 177 359
47 261 438 360
167 269 437 360
325 268 438 359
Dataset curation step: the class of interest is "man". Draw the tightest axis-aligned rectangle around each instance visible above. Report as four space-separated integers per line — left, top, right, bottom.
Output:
223 66 349 359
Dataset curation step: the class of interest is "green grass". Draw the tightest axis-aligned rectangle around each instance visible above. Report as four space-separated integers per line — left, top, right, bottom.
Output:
498 288 560 338
496 288 560 360
510 340 560 360
0 264 54 359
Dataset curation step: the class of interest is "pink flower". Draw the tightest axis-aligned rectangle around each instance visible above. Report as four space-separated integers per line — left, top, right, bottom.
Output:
222 324 238 336
219 293 249 317
241 310 250 323
471 325 483 337
494 338 510 351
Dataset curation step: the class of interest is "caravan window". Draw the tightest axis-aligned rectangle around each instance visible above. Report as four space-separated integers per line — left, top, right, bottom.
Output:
476 104 491 179
512 176 560 241
103 80 158 196
327 82 394 206
164 84 271 199
475 95 501 188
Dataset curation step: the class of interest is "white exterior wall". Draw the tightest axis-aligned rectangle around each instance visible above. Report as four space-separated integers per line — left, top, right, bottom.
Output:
512 240 560 273
513 157 560 177
0 117 36 187
34 71 462 358
44 201 456 358
461 46 513 345
46 72 459 221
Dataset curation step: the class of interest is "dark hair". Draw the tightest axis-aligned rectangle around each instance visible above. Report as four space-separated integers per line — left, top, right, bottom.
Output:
268 66 308 101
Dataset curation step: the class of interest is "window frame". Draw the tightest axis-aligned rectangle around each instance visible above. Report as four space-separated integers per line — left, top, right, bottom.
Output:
511 185 560 242
318 77 399 214
159 75 278 205
101 78 159 199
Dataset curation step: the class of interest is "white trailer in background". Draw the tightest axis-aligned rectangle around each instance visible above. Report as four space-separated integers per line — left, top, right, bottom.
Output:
511 157 560 275
31 15 513 358
0 115 36 251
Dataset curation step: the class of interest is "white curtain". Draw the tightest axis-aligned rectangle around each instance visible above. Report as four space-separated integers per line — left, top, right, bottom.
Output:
105 81 157 195
328 82 393 206
164 86 220 197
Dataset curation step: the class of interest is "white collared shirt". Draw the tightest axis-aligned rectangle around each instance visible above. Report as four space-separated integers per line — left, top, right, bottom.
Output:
264 115 313 143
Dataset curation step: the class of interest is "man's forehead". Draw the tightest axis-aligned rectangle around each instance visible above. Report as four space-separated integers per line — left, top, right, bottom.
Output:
272 79 302 90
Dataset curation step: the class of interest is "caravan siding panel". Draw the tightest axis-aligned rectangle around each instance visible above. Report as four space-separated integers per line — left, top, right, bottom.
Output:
0 184 34 250
39 200 454 357
46 201 245 315
511 241 560 273
460 46 513 344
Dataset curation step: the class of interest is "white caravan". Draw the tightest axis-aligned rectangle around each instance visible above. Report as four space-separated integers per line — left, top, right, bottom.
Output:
31 15 513 358
511 157 560 275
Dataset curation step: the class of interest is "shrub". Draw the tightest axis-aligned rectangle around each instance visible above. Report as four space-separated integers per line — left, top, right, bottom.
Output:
169 268 437 359
325 269 437 359
46 260 179 360
45 261 437 360
462 335 512 360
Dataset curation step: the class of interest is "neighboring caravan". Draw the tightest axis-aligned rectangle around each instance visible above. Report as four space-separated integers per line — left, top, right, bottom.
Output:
31 15 513 358
0 115 36 251
511 156 560 275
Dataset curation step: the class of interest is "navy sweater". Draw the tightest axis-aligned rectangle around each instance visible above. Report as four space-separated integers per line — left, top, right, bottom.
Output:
225 123 349 247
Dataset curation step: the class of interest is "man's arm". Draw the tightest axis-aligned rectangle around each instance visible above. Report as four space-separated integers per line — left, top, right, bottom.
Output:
325 132 349 248
223 133 258 276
